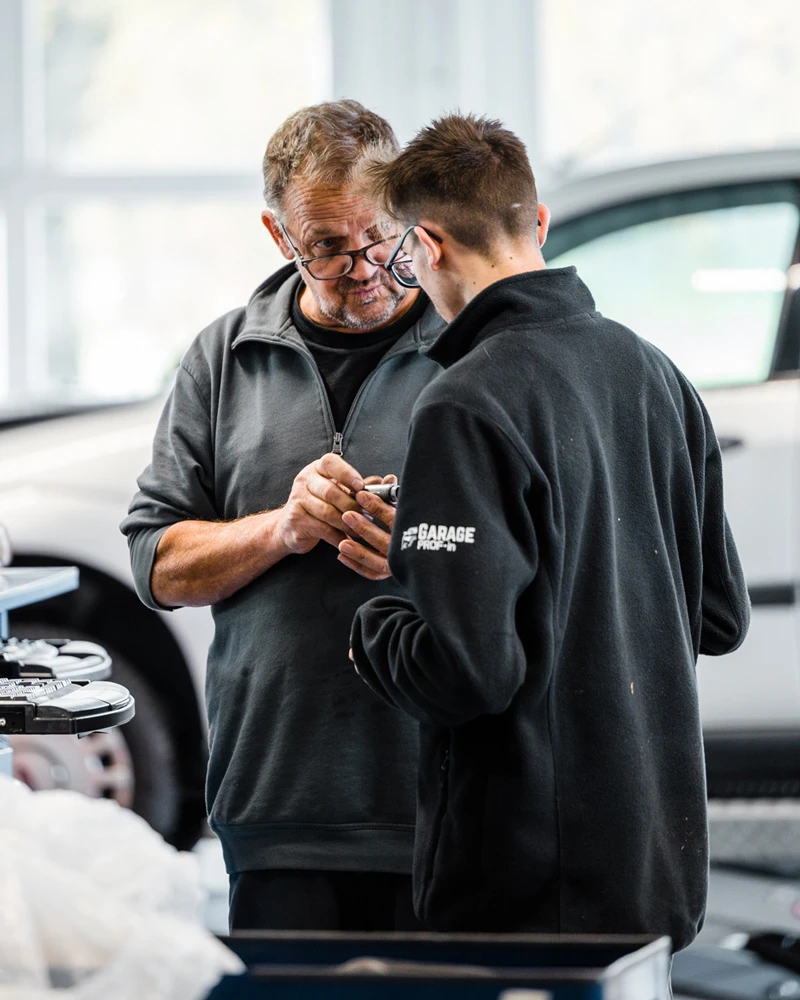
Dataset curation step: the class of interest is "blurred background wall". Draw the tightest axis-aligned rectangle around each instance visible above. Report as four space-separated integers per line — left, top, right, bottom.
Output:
0 0 797 415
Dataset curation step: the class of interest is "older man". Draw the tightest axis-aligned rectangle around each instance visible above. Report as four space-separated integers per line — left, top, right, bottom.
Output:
121 100 443 931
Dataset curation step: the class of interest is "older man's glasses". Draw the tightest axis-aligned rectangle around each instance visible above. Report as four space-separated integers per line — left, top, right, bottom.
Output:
384 225 444 288
280 223 401 280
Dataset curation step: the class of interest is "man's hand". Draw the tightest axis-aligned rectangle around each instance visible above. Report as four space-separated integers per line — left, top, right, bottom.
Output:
338 477 397 580
151 453 388 608
274 453 368 555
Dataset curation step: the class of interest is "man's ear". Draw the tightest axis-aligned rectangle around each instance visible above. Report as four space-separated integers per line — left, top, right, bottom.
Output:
536 203 551 248
415 226 445 271
262 210 294 262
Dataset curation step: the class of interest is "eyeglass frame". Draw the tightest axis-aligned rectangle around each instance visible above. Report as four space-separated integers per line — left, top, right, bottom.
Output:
385 218 544 288
278 222 402 281
384 225 444 288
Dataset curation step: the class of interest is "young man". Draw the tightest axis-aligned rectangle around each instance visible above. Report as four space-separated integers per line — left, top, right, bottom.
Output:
121 101 443 931
346 114 750 949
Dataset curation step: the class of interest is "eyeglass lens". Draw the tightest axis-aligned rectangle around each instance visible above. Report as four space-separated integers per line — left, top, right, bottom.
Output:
305 240 397 279
391 258 418 287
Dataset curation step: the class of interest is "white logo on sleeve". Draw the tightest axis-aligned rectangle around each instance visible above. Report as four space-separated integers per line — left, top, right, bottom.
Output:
400 522 477 553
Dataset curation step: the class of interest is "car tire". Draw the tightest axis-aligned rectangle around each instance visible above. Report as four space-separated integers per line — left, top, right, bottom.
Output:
8 621 182 841
106 653 182 838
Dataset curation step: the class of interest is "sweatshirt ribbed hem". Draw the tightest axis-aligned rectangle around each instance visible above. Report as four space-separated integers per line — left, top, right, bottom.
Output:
212 822 415 875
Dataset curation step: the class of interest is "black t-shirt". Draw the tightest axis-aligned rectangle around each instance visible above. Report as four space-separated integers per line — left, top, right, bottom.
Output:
292 288 429 430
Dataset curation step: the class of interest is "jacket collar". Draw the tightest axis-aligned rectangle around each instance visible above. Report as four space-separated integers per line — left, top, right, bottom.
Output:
425 266 597 369
232 263 444 356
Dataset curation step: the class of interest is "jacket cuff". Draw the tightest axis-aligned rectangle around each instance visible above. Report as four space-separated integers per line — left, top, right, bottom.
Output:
349 597 395 707
127 525 176 612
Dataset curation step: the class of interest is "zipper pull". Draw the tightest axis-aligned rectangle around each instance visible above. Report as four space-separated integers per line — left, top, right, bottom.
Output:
332 431 344 455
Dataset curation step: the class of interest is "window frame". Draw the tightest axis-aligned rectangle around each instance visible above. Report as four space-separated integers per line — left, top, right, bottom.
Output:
544 180 800 385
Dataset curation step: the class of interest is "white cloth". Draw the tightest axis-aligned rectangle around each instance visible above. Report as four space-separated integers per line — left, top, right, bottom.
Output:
0 777 243 999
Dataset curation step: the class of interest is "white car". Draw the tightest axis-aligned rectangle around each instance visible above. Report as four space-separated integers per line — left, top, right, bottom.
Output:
2 147 799 842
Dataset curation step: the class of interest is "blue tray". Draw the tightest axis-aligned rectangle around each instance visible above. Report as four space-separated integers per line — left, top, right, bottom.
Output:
0 566 79 637
207 931 671 999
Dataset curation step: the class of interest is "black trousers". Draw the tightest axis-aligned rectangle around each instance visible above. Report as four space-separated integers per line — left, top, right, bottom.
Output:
228 869 424 932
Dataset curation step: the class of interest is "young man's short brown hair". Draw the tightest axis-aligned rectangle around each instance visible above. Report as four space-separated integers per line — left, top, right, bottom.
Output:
368 113 538 256
263 100 399 218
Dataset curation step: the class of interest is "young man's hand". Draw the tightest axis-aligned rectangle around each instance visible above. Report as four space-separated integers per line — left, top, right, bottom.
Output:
338 476 397 580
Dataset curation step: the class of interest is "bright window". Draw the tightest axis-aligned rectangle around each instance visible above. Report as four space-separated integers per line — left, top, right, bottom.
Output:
1 0 329 414
542 0 800 175
42 200 284 402
43 0 325 172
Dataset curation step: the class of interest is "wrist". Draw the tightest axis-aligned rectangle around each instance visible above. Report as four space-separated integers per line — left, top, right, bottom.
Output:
257 507 294 562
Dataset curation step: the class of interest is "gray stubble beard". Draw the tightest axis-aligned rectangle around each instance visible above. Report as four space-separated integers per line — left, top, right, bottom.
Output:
309 274 407 331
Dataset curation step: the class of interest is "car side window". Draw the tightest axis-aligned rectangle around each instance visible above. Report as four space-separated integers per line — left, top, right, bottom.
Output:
547 190 800 389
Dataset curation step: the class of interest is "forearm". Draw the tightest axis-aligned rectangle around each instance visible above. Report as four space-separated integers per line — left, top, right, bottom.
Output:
151 509 289 608
351 403 537 723
352 595 527 726
699 521 751 655
699 427 751 655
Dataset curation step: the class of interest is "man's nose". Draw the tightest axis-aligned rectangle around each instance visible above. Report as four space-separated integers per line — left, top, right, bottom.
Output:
348 252 380 282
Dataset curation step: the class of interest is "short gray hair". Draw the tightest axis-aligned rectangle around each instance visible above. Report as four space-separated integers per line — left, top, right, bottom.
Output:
262 100 400 219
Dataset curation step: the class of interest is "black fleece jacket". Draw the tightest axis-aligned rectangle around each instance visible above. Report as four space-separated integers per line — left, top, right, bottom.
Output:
350 266 750 950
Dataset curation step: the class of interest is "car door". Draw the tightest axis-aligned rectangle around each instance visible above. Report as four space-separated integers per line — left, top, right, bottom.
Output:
545 180 800 736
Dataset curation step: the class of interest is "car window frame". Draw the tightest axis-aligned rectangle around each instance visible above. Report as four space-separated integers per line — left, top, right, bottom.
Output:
545 180 800 385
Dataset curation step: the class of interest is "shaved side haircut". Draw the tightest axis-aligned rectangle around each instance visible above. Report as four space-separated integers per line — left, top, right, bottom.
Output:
368 113 538 257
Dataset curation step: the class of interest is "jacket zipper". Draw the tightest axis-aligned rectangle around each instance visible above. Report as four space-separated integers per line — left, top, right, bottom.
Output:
234 334 424 460
336 346 413 445
335 340 424 455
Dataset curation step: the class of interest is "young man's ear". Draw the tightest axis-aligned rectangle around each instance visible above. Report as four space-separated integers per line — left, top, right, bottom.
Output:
536 204 551 248
415 226 445 271
262 210 295 262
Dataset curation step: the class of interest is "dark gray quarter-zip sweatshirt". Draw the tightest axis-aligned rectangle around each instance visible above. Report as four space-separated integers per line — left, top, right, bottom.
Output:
351 267 750 949
121 265 443 874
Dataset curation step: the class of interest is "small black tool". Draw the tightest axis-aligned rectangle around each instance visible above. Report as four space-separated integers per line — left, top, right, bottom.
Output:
747 932 800 975
672 944 800 999
363 483 399 504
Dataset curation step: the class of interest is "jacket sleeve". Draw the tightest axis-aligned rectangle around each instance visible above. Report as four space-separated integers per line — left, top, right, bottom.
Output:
350 400 539 727
699 410 751 656
119 363 217 611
